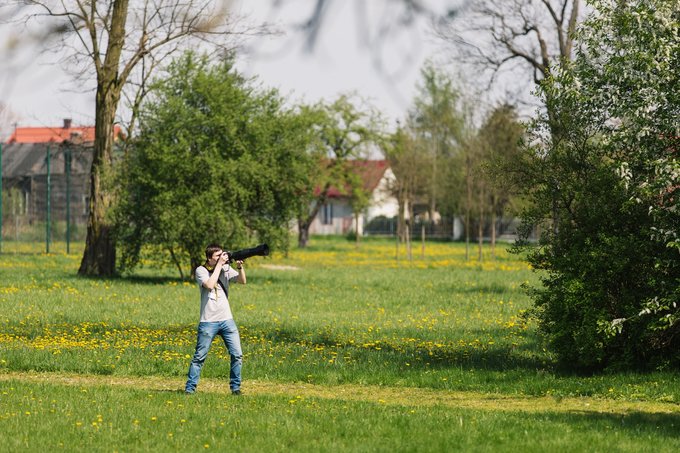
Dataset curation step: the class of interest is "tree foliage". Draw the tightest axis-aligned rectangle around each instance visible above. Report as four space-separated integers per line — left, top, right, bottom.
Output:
7 0 255 276
518 0 679 370
114 53 315 277
382 124 430 244
296 95 384 248
409 63 467 222
477 104 525 257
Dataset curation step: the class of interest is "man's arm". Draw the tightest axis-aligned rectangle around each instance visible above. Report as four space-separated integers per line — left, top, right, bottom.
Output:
201 253 229 290
202 265 224 290
235 260 246 285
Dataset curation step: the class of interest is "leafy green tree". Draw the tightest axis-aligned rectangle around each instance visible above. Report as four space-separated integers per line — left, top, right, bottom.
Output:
409 63 466 224
296 95 384 248
518 0 679 370
382 125 429 246
8 1 255 276
478 104 525 258
114 53 315 277
347 174 370 247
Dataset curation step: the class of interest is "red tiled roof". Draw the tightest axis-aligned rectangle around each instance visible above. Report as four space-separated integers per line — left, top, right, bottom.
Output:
318 160 389 198
6 123 122 144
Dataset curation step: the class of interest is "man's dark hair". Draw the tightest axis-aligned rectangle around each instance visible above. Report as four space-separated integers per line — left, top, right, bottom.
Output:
205 243 223 260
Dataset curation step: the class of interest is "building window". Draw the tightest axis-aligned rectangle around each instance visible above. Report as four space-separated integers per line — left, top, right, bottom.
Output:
322 203 333 225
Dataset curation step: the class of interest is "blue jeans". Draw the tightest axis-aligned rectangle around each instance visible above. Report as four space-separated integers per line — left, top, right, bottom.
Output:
185 319 242 393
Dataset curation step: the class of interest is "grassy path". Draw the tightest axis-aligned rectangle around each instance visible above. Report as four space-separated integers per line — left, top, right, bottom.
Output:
2 371 679 415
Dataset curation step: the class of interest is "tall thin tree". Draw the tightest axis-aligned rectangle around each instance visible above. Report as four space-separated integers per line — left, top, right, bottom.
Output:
8 0 262 276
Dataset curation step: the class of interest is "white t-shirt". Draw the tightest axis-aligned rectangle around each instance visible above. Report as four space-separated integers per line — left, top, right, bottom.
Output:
195 265 239 322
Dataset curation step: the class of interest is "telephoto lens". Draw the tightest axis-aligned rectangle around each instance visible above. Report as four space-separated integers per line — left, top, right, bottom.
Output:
227 244 269 263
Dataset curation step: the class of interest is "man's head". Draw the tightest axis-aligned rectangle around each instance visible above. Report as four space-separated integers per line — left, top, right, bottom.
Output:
205 243 223 265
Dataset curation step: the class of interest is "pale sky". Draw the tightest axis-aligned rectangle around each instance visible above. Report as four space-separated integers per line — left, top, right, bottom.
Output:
1 0 457 136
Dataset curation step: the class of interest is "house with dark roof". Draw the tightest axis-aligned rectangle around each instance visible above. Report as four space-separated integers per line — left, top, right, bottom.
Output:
308 159 399 236
1 119 120 229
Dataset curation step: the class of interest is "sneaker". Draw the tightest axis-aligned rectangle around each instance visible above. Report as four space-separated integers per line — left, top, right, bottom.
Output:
184 389 195 395
231 389 242 396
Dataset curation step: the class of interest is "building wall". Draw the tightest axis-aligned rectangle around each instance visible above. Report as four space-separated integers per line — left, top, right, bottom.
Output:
2 143 92 228
308 200 354 235
29 174 89 223
308 168 400 236
366 168 398 220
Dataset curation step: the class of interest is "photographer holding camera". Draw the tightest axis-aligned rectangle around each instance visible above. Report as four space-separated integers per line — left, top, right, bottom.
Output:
185 243 246 395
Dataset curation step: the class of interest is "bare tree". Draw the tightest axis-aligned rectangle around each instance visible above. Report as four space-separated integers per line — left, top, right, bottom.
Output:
438 0 582 236
437 0 582 106
5 1 265 276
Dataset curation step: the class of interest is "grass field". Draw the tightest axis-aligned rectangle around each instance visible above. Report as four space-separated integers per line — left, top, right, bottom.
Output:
1 237 679 452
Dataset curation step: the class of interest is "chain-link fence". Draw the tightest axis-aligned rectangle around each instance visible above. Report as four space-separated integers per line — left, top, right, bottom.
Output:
364 215 524 242
1 142 90 254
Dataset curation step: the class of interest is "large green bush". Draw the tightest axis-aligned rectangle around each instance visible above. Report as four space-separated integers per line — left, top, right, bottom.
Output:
114 53 316 276
518 0 679 371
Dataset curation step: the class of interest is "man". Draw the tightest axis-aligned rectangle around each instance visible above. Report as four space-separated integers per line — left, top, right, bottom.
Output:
185 244 246 395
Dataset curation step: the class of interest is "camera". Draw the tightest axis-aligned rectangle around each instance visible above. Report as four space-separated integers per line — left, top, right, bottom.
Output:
226 243 270 263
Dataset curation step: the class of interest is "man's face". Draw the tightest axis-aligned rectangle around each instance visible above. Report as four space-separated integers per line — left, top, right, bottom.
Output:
208 250 223 266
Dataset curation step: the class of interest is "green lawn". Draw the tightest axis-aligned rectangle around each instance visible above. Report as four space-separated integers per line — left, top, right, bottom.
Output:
1 237 679 452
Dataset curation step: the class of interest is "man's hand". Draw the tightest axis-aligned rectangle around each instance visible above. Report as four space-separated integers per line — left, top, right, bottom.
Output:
235 260 246 284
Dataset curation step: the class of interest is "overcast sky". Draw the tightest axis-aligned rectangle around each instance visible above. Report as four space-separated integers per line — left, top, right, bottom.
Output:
1 0 459 136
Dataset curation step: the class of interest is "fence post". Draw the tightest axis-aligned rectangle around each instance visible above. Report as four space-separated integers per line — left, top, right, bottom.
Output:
46 144 51 254
65 146 71 254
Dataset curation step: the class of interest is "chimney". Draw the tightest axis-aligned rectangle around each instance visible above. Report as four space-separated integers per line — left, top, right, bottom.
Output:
63 118 72 129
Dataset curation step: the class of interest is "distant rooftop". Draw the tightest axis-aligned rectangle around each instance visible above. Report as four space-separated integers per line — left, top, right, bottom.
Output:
316 159 390 198
5 118 121 144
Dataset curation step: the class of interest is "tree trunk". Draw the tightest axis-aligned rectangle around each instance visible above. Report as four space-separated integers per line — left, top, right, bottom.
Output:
406 223 412 261
297 217 312 248
407 199 415 261
478 185 484 262
78 86 120 276
298 185 330 248
168 246 185 280
397 193 406 243
465 155 472 261
478 218 484 262
78 0 129 277
491 209 497 260
354 213 360 247
190 256 202 279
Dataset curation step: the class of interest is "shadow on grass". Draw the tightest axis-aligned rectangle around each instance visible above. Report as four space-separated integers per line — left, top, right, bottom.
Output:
74 269 298 286
246 325 549 373
454 282 524 295
540 410 680 439
73 273 187 285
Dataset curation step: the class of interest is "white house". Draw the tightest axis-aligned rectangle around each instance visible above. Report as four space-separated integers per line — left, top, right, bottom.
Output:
308 160 398 236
